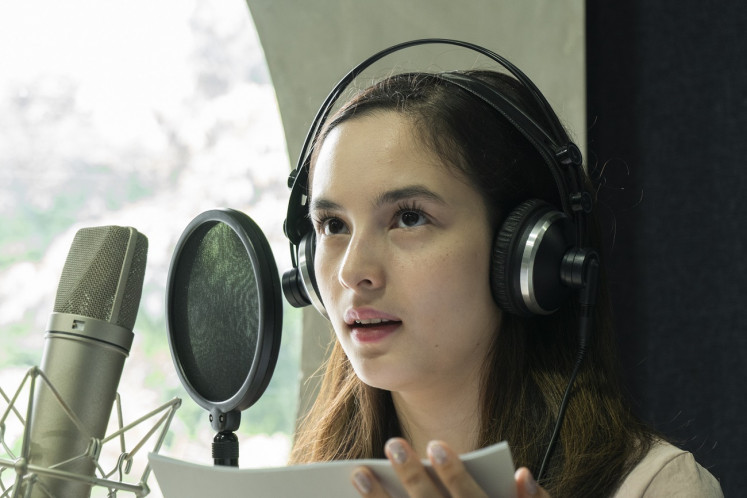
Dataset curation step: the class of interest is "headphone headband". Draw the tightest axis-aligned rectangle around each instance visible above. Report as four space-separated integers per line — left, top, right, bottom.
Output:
282 38 594 318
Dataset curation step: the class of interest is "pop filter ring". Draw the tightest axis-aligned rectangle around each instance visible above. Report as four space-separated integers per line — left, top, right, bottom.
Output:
165 208 282 436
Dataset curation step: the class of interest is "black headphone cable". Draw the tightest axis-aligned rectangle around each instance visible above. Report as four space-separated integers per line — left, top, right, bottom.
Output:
536 253 600 483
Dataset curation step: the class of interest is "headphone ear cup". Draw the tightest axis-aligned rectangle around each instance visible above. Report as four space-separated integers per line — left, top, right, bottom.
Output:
491 199 575 316
296 231 328 319
282 231 328 318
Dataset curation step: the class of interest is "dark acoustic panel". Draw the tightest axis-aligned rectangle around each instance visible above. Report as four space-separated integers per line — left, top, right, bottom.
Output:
587 2 747 496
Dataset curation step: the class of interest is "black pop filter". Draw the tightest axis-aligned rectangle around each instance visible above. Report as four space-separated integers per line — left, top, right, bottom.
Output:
166 208 282 466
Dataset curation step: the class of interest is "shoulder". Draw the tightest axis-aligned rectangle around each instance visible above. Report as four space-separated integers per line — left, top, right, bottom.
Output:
613 440 723 497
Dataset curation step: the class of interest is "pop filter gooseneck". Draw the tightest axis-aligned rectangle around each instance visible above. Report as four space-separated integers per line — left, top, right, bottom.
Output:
166 208 282 466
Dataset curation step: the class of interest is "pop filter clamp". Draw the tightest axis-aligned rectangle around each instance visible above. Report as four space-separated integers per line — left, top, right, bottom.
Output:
166 208 282 467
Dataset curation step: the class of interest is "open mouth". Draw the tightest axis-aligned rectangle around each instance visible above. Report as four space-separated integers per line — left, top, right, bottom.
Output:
349 318 402 343
352 318 402 328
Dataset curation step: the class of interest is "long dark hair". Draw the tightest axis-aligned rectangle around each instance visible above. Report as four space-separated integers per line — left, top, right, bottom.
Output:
290 71 653 497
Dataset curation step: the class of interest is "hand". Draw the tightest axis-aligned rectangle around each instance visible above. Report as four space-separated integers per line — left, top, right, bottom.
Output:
350 438 550 497
514 466 550 498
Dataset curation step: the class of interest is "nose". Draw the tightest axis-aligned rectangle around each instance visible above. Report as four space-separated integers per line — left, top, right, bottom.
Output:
337 231 385 293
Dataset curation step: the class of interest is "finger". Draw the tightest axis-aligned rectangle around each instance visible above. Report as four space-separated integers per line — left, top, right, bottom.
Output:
427 441 488 498
514 467 551 498
385 438 445 498
351 466 390 497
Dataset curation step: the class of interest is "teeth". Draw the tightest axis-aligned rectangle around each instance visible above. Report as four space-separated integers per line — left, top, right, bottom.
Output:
354 318 390 325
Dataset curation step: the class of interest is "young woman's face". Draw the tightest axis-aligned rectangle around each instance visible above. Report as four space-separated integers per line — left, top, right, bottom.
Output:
309 111 501 394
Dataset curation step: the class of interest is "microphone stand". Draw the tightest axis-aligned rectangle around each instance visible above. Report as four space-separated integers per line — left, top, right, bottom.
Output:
0 367 181 497
210 409 241 467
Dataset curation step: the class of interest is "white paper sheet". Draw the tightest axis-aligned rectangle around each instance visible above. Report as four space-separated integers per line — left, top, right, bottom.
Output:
149 441 516 497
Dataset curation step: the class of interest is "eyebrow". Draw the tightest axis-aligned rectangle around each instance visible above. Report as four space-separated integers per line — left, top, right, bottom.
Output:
309 185 447 213
374 185 447 207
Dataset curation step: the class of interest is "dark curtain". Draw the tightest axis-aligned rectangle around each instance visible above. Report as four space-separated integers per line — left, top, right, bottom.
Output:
586 2 747 495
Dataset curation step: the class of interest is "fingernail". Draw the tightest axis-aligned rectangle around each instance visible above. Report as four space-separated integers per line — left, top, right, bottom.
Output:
524 470 538 496
427 442 448 466
386 439 407 464
353 470 372 494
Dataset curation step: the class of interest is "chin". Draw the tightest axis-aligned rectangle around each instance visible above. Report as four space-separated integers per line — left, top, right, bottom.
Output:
351 362 413 393
351 364 387 390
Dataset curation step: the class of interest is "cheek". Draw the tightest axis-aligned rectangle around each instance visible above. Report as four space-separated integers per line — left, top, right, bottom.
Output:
410 237 496 318
314 245 336 302
440 237 492 288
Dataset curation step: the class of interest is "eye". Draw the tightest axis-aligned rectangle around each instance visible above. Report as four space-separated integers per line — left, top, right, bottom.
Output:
325 218 347 234
315 215 349 236
394 205 428 228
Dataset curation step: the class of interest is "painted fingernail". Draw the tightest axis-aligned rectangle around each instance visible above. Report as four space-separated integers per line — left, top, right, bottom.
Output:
386 439 407 464
353 470 372 494
427 442 448 466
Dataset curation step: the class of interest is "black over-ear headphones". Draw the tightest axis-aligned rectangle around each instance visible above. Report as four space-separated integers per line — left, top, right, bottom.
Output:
282 38 595 319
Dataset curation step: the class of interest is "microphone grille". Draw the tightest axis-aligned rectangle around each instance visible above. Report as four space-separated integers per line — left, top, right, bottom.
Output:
54 226 148 330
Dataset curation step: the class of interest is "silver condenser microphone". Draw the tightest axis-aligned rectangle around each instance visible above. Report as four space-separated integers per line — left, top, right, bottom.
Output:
25 226 148 497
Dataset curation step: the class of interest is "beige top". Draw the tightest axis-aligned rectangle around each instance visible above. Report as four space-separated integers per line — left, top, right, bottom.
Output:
613 440 723 497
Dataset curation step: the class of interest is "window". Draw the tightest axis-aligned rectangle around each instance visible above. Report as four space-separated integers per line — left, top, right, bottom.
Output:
0 1 300 495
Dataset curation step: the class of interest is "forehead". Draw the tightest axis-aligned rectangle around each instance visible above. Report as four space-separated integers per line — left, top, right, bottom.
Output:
309 112 472 202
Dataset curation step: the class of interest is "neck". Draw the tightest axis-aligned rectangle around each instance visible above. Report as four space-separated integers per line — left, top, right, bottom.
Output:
391 366 483 458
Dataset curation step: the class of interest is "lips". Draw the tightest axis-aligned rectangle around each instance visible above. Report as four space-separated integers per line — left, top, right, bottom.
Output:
352 317 398 327
344 307 401 325
350 321 401 343
345 308 402 343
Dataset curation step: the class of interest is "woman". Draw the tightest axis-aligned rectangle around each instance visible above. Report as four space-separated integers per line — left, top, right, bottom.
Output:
286 69 722 497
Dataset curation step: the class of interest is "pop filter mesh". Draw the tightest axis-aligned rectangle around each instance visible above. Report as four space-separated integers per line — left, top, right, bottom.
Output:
171 221 258 402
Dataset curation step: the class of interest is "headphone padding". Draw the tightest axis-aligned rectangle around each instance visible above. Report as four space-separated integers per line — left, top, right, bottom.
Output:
297 231 328 318
492 199 575 316
492 200 544 316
